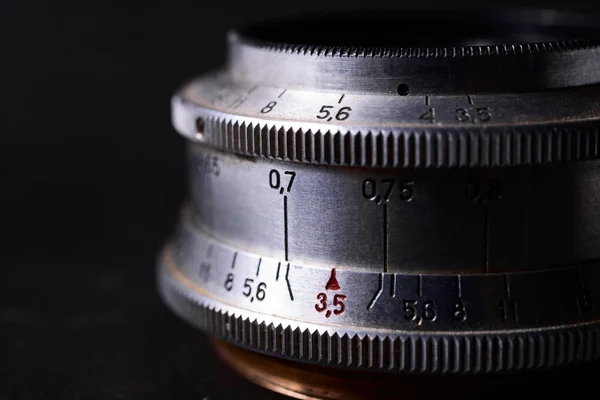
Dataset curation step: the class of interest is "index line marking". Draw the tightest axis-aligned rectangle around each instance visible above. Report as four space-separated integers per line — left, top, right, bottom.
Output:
368 273 384 310
383 204 389 273
285 263 294 301
231 252 238 269
276 262 281 281
284 195 289 261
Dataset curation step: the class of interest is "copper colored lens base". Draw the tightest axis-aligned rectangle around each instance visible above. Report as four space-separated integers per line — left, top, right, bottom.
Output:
213 339 406 400
212 339 597 399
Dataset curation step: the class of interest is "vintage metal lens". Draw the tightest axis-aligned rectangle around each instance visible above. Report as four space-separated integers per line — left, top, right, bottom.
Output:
158 8 600 396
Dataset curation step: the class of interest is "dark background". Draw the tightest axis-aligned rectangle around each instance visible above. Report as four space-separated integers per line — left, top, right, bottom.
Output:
2 1 600 399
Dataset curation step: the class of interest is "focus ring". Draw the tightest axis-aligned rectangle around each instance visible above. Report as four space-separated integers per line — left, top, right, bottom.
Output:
159 266 600 373
188 111 600 168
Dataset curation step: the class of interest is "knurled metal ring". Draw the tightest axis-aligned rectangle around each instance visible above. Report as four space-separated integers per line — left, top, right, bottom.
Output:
159 257 600 373
180 107 600 168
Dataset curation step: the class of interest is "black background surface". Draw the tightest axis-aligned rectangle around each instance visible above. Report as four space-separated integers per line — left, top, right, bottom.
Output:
2 1 600 399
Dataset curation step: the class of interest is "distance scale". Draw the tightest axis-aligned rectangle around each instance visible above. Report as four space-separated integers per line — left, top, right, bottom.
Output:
159 145 600 372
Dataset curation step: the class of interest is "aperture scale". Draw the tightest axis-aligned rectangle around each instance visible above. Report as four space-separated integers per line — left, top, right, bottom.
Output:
173 75 600 168
159 9 600 374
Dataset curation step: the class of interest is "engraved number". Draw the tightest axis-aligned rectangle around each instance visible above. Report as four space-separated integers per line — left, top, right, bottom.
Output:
419 107 436 123
261 101 277 114
256 282 267 301
269 170 280 189
403 300 418 321
398 181 414 201
362 178 413 204
477 107 492 122
316 105 352 121
243 278 267 301
316 105 333 120
456 107 492 123
456 108 470 122
243 278 253 297
315 293 327 312
453 300 467 322
423 301 436 321
403 300 437 322
224 273 234 291
333 294 347 315
315 293 347 317
269 170 296 192
336 107 352 121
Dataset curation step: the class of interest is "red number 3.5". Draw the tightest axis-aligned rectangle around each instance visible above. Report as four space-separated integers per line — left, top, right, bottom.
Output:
315 293 347 318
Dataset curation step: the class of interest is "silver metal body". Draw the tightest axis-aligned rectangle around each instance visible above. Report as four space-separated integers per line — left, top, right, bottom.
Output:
158 10 600 372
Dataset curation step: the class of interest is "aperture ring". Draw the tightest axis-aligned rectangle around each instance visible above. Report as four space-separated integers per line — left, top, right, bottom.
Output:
159 256 600 373
174 102 600 168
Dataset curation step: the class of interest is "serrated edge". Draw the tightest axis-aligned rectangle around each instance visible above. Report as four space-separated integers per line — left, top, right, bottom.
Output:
159 267 600 373
197 114 600 168
232 33 600 59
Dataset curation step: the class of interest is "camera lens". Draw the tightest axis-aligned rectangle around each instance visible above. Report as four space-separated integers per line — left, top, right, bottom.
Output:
159 7 600 398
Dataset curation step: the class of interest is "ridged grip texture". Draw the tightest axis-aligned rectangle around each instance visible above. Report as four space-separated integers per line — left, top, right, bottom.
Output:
161 273 600 374
203 116 600 168
233 36 600 59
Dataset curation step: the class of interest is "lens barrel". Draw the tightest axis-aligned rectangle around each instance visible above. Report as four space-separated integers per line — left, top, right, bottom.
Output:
159 8 600 375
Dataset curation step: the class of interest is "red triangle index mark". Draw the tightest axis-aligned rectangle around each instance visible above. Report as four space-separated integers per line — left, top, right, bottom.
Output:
325 268 341 291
